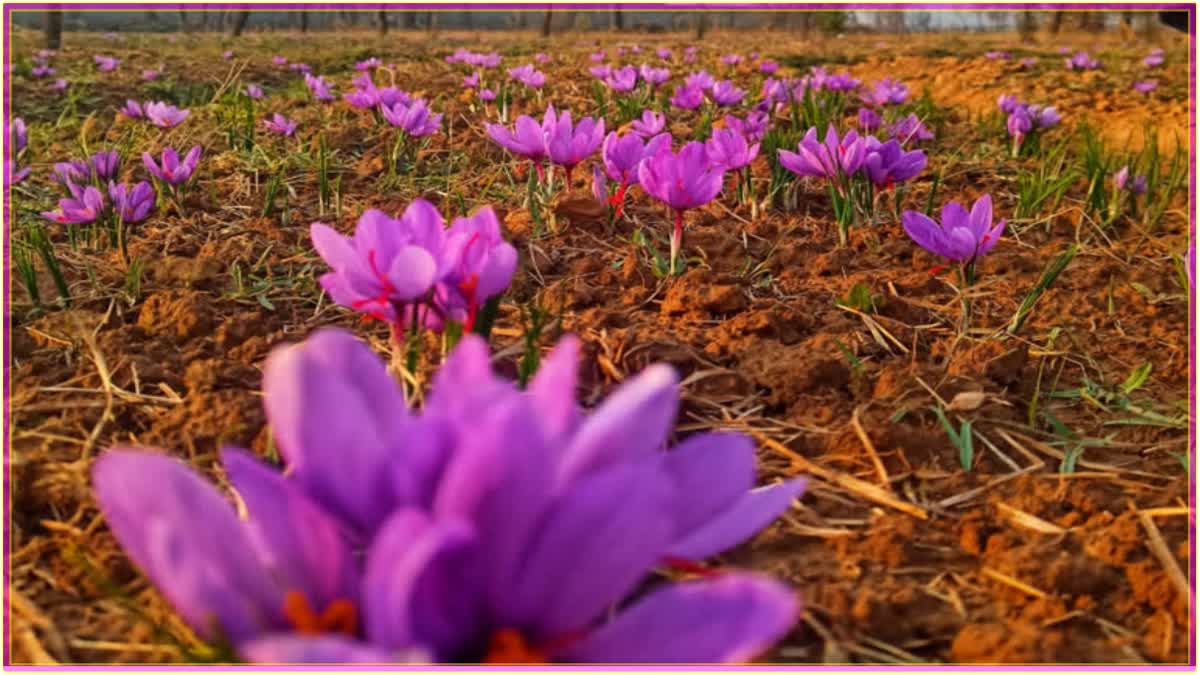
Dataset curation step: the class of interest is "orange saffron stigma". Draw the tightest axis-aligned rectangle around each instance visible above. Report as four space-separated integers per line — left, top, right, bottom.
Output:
283 590 358 637
483 629 549 664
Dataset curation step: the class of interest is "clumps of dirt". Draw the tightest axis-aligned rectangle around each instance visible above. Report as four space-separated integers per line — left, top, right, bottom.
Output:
661 268 749 316
945 340 1029 388
141 389 265 452
739 335 852 413
136 290 216 340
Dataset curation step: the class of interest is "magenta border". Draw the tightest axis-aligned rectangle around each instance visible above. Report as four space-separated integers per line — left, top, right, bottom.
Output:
2 2 1196 670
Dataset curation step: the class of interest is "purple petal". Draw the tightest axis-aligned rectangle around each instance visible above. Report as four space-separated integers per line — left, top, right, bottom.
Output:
92 449 283 644
557 365 678 486
505 462 674 639
902 211 947 259
221 448 359 610
667 480 806 560
527 335 582 441
559 573 799 663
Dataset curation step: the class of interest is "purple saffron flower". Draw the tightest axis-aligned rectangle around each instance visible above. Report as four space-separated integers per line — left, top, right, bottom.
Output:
305 74 335 102
10 118 27 156
984 51 1010 60
656 47 672 60
903 194 1005 263
1006 109 1032 144
685 70 715 92
778 126 867 180
821 72 861 92
591 50 607 62
263 113 298 137
120 99 145 119
544 106 605 184
721 54 742 66
861 78 909 107
478 52 501 69
1143 53 1164 67
631 110 666 138
604 66 639 93
535 52 551 63
1133 79 1158 94
724 111 769 144
142 67 163 81
462 71 480 88
759 60 779 74
1113 166 1148 195
857 107 881 132
10 161 30 183
1026 105 1060 128
487 113 553 173
272 55 288 66
706 127 759 172
860 138 927 190
94 55 120 72
50 77 68 93
223 50 235 60
669 85 704 111
683 46 698 64
639 65 670 88
889 113 934 144
381 99 442 138
478 89 496 102
601 132 672 215
709 80 746 107
356 57 382 71
94 325 800 663
290 62 313 74
246 84 264 99
508 64 546 89
42 182 105 224
143 146 202 186
108 180 156 223
90 150 120 182
311 200 515 331
144 101 190 128
588 64 612 80
52 160 91 186
1065 51 1100 70
997 94 1022 114
32 65 56 78
638 141 726 272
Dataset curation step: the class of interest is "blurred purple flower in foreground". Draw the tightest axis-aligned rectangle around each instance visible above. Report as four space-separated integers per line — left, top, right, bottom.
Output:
93 321 800 663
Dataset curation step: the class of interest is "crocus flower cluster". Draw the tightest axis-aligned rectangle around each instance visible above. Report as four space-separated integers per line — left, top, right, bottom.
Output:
603 66 638 93
93 324 802 664
710 80 746 107
630 110 666 138
42 181 106 224
311 199 517 333
998 95 1059 154
487 105 604 186
596 131 672 216
1133 80 1158 94
344 73 410 111
1143 48 1165 67
51 150 121 186
94 54 120 71
509 64 546 89
446 49 501 69
381 98 442 138
305 74 335 102
108 180 157 223
31 49 55 77
860 78 909 107
1065 51 1100 70
639 65 670 88
1113 166 1148 195
888 113 934 145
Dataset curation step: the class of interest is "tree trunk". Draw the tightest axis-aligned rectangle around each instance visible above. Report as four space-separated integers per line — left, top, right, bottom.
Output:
425 11 434 31
695 13 708 40
44 8 63 49
1048 11 1063 34
613 8 623 30
1018 10 1037 42
298 11 308 32
230 10 250 37
404 11 417 28
378 10 388 35
541 10 552 36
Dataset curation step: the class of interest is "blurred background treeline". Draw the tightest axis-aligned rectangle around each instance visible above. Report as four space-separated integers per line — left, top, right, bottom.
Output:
19 8 1179 45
